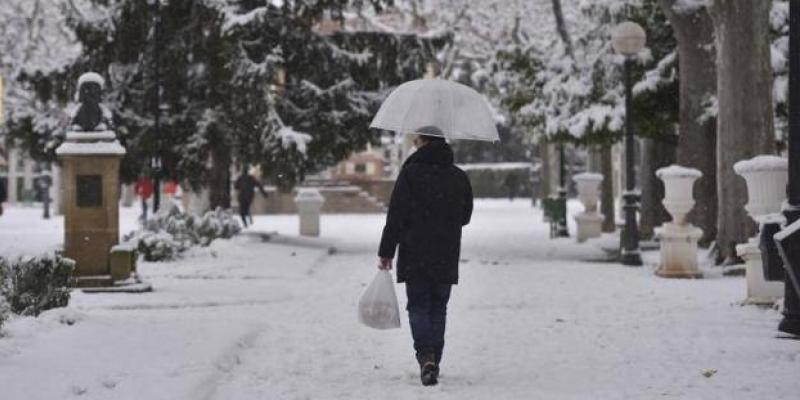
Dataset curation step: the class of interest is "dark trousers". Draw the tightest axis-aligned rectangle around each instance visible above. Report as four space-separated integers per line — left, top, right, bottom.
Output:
406 282 452 365
239 199 253 227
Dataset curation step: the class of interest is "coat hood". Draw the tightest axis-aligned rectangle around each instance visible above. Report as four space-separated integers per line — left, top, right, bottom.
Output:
404 141 455 167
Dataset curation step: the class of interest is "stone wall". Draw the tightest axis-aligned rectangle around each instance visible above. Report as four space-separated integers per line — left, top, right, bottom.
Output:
353 179 395 205
250 185 387 214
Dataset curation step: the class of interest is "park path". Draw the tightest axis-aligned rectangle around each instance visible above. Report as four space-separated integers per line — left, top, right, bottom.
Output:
0 200 798 399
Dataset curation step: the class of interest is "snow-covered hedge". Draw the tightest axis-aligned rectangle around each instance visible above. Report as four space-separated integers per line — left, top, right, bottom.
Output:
129 231 183 262
125 203 242 262
0 255 75 318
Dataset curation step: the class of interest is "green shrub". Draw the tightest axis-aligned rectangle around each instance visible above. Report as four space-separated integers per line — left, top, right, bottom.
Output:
0 255 75 317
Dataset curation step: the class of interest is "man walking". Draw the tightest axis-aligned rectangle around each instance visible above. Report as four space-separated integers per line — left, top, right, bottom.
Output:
235 172 268 227
378 126 473 386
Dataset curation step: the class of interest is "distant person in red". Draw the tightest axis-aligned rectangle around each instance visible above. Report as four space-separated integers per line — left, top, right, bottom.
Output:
135 176 154 220
163 181 178 198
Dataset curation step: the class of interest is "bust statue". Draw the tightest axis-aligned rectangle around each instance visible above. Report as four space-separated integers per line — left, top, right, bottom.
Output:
71 72 112 132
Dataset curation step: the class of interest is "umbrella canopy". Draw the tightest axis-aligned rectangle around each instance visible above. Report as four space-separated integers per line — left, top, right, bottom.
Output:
369 79 500 142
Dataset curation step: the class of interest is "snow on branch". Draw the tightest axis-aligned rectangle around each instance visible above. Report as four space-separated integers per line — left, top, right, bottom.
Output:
671 0 709 15
325 41 373 65
697 95 718 125
265 111 312 155
221 6 269 33
300 78 355 97
276 125 312 154
633 51 676 96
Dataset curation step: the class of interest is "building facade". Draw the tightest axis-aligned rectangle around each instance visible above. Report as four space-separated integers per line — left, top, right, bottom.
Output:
0 142 59 207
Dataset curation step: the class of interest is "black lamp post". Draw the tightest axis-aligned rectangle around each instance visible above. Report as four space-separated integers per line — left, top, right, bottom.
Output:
39 166 52 219
777 0 800 336
151 156 162 213
612 22 646 266
151 0 162 213
556 144 570 237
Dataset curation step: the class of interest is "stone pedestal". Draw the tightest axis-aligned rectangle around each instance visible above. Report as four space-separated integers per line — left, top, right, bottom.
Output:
654 165 703 278
737 239 785 305
734 155 788 304
655 223 703 278
295 188 325 237
57 131 126 284
573 173 603 243
575 213 604 243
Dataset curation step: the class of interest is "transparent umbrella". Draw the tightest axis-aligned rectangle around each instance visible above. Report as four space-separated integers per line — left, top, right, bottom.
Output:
369 79 500 142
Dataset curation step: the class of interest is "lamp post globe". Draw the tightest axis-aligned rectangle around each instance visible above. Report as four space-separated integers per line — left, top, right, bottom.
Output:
612 22 647 57
613 21 645 267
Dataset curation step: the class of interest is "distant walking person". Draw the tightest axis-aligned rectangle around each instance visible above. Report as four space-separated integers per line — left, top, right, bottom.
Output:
0 178 7 216
378 126 473 386
235 172 268 227
503 173 520 201
135 176 154 221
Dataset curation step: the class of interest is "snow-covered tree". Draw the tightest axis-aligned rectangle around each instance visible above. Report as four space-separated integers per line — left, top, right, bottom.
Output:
0 0 86 160
9 0 447 209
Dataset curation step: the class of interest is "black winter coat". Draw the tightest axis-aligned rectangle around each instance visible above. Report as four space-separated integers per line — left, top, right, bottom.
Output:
378 141 473 284
235 174 265 204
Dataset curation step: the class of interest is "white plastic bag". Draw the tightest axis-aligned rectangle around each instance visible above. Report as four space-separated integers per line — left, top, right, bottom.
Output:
358 270 402 330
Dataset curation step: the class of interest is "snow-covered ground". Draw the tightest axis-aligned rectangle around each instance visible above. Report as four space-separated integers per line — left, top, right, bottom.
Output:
0 200 798 399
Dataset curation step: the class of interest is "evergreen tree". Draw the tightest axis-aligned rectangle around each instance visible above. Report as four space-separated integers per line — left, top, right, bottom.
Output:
7 0 448 210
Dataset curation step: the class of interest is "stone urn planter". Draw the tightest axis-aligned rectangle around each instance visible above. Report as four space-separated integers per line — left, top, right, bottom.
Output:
734 156 789 223
734 155 788 305
294 188 325 237
572 173 604 243
654 165 703 279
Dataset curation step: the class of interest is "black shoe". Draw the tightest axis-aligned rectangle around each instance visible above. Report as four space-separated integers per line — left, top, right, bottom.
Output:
420 361 438 386
778 316 800 336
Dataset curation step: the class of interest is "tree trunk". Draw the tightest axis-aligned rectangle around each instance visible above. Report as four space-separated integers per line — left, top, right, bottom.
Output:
208 128 232 210
658 0 718 247
600 145 616 232
639 136 677 240
710 0 776 263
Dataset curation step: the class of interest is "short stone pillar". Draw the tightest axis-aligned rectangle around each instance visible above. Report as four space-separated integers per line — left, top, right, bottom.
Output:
573 173 604 243
109 243 137 281
654 165 703 278
734 155 787 305
294 188 325 237
56 73 126 286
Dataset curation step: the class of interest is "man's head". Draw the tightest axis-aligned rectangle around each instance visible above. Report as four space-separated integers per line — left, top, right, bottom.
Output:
412 126 445 148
